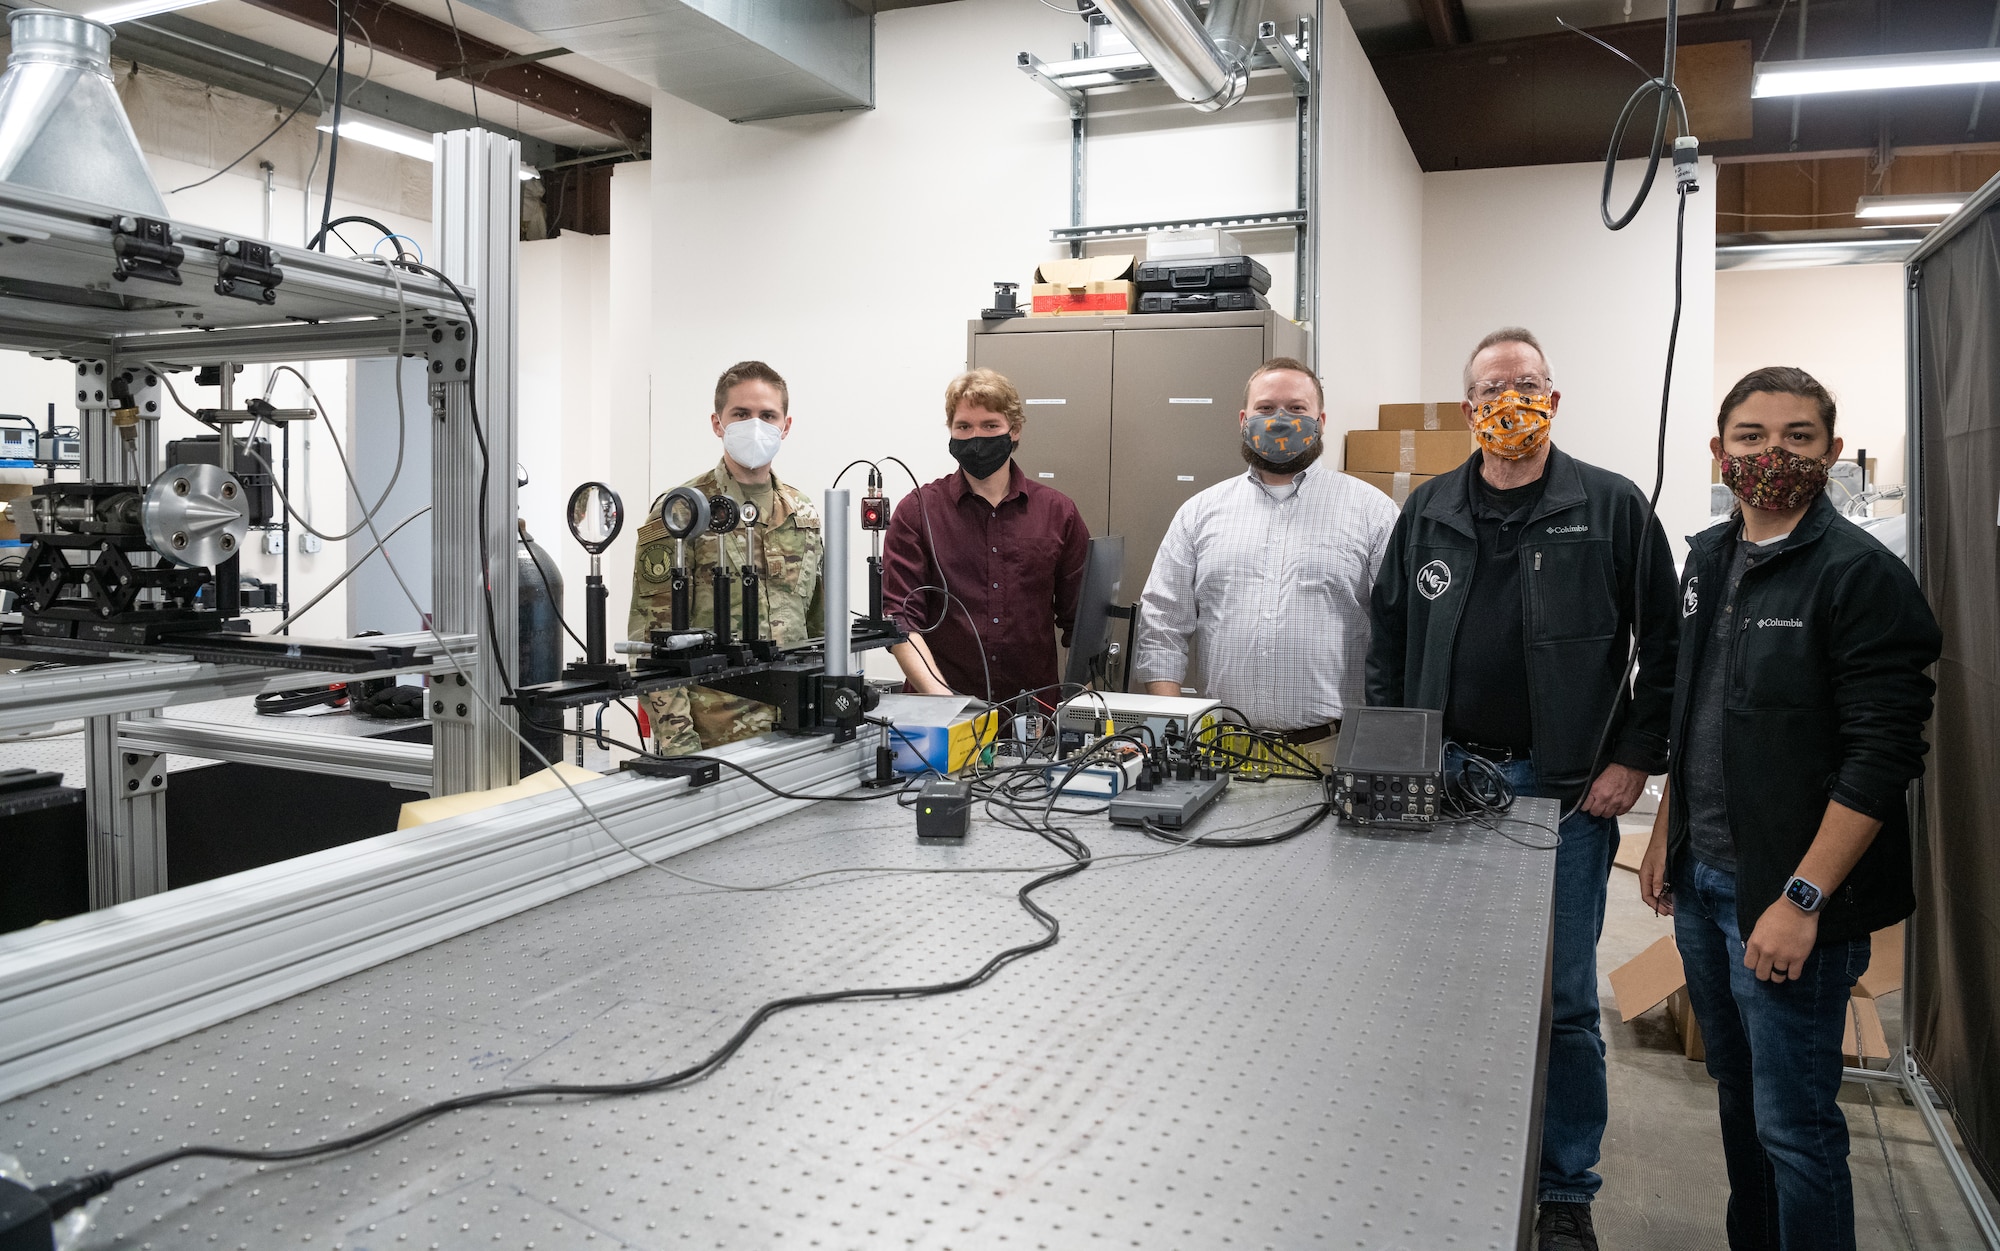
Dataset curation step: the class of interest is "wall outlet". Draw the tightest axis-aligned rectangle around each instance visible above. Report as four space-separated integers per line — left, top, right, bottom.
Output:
299 533 323 554
263 531 284 556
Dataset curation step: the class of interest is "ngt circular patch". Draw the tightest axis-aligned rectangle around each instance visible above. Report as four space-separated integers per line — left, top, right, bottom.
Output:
1416 559 1452 601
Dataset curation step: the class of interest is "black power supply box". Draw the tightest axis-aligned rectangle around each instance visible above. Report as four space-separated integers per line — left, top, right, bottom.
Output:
916 776 972 844
1329 707 1445 829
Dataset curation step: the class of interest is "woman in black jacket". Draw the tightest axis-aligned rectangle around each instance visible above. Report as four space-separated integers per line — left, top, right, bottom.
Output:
1638 366 1941 1251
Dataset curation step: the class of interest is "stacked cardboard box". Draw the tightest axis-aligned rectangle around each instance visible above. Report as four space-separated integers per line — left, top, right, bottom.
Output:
1343 401 1476 507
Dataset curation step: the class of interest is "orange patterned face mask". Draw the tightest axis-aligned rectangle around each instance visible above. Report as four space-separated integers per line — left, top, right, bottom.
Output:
1471 390 1554 461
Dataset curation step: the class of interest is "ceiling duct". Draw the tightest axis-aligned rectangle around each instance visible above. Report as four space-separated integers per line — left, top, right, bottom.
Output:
0 9 166 216
453 0 872 123
1095 0 1259 112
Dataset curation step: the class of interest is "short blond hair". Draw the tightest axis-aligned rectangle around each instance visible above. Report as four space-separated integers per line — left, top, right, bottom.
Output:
944 368 1024 435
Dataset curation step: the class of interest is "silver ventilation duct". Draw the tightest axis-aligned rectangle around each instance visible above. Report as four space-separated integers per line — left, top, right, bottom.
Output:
1095 0 1261 113
455 0 871 123
0 9 165 216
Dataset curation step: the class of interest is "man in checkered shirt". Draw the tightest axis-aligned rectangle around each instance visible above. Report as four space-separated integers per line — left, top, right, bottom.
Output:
1132 357 1398 769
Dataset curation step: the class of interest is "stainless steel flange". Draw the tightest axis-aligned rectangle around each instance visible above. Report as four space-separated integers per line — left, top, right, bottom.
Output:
142 462 249 568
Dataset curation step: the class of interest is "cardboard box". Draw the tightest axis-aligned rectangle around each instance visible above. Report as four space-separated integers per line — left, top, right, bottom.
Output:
1346 429 1478 476
1031 254 1136 316
1855 921 1904 999
1614 825 1652 872
1146 228 1243 261
1344 470 1432 507
877 693 1000 774
1610 930 1900 1066
1378 402 1465 431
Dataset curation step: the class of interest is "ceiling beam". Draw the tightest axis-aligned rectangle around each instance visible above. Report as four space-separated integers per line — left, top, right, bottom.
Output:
112 10 579 169
1414 0 1471 47
242 0 650 145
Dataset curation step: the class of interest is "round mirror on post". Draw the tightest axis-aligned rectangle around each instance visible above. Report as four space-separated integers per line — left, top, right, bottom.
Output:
567 481 624 555
737 499 760 528
658 486 710 542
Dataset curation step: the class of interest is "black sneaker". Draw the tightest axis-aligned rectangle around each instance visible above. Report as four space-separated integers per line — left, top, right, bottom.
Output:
1537 1201 1599 1251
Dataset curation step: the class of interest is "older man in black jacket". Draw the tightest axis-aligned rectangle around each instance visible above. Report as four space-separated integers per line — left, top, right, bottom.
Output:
1639 366 1940 1251
1369 327 1679 1251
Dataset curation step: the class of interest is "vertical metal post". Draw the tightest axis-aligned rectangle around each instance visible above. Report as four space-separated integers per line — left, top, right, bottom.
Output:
432 128 521 793
1302 12 1320 358
75 356 169 905
1069 104 1086 259
823 489 850 677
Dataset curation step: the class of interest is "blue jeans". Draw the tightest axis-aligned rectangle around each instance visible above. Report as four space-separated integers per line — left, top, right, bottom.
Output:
1451 750 1617 1204
1673 853 1870 1251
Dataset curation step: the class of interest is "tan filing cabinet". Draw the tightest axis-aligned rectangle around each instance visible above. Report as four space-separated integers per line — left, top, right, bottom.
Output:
967 310 1310 598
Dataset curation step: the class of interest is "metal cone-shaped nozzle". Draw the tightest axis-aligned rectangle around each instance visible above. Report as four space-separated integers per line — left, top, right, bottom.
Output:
0 9 165 216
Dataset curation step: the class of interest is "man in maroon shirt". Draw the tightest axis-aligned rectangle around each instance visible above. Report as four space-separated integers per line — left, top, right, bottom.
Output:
882 369 1092 705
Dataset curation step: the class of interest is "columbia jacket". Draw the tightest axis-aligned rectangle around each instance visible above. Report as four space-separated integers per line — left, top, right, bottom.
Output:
1666 493 1941 943
1366 447 1679 799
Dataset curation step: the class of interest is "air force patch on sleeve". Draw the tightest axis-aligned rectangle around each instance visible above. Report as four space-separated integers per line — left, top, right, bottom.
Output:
1416 559 1452 601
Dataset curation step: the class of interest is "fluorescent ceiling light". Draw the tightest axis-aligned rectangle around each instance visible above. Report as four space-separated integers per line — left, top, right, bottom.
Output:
1754 48 2000 98
87 0 218 22
318 116 538 180
1854 193 1967 219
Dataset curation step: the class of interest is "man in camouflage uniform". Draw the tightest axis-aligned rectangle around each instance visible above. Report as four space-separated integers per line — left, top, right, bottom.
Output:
629 361 824 755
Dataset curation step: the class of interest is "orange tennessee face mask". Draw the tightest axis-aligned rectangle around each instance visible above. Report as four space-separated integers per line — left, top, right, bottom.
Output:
1471 390 1554 461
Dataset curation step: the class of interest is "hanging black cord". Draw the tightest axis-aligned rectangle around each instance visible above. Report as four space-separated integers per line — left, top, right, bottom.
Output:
308 214 412 258
315 0 345 252
1590 0 1685 231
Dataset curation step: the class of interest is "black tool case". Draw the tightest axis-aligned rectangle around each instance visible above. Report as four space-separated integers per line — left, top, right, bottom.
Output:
1138 290 1270 314
1133 254 1272 294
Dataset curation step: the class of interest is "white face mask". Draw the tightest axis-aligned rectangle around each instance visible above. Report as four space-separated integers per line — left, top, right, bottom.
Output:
722 417 783 469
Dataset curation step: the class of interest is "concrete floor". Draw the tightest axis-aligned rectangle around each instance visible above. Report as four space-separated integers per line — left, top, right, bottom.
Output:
1592 823 1996 1249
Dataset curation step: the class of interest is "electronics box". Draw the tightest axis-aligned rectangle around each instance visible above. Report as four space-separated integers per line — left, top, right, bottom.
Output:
1030 254 1136 317
1145 228 1244 261
165 434 276 525
1133 254 1272 295
916 776 972 843
1330 706 1445 829
1344 429 1478 476
1056 691 1221 749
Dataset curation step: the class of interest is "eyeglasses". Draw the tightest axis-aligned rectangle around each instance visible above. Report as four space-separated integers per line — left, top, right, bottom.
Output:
1467 376 1552 403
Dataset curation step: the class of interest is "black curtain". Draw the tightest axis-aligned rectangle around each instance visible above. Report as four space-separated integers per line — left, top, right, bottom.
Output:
1911 209 2000 1195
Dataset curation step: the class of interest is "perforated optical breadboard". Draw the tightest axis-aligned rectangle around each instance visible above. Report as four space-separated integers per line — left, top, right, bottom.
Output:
1 787 1557 1250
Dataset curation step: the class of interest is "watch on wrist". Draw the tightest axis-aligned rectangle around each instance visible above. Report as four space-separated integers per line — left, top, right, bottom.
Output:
1783 874 1826 915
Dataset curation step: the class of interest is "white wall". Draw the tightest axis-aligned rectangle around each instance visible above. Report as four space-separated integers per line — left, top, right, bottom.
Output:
1420 158 1718 550
1714 263 1906 490
635 0 1421 669
1315 0 1425 442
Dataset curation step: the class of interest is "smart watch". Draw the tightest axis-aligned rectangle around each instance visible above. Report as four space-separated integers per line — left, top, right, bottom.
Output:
1783 874 1826 915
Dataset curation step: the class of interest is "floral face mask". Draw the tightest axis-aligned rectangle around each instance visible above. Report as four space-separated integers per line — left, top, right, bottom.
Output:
1718 445 1830 511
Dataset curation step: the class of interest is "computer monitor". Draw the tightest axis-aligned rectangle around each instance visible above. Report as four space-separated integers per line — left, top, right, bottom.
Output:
1063 536 1125 691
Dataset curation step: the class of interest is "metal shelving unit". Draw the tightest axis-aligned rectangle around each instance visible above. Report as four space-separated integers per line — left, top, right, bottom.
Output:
1017 18 1319 332
0 130 520 907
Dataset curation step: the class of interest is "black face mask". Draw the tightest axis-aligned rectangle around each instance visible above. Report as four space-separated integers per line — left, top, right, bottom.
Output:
949 433 1016 481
